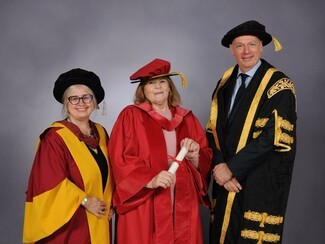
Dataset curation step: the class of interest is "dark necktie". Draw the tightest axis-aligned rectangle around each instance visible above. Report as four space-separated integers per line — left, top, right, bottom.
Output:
233 73 249 108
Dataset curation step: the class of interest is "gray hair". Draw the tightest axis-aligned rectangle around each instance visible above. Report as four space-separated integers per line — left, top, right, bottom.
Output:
61 84 98 118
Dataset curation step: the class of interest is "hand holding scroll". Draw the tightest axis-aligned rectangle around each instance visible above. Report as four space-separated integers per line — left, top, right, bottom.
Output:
168 138 200 174
147 171 175 189
181 138 200 168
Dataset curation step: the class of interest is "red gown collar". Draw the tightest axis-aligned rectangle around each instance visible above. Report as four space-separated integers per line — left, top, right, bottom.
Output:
135 103 190 131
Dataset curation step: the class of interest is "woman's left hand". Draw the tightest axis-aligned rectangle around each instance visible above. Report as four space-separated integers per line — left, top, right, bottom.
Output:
180 138 200 168
82 196 108 219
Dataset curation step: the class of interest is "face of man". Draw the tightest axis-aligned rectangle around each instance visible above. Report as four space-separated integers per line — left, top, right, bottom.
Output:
230 35 263 73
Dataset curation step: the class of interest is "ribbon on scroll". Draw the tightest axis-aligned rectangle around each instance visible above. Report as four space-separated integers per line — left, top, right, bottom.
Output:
168 147 189 174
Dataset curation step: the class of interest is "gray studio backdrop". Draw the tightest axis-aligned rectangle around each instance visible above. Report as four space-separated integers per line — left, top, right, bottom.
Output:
1 0 324 243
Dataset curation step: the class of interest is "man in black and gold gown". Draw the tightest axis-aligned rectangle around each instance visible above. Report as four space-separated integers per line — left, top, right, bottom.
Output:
207 20 297 244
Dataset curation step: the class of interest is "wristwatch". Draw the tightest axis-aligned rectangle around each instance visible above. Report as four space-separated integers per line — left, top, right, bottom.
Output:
81 197 88 206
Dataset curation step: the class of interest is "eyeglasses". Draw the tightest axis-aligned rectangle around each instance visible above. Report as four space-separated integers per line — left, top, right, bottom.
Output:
68 94 94 105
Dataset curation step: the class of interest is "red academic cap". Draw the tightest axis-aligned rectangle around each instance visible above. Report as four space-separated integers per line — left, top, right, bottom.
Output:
130 58 187 87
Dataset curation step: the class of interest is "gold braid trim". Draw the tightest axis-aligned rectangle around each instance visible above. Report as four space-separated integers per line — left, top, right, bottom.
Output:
219 68 278 244
206 67 234 236
277 115 294 131
273 110 294 152
255 118 269 128
206 66 235 151
253 131 262 139
279 133 294 144
244 211 283 227
241 229 281 244
267 78 295 99
254 118 269 138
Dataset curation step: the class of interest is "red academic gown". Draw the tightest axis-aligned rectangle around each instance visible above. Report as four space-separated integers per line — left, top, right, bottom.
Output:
109 103 212 244
23 120 114 244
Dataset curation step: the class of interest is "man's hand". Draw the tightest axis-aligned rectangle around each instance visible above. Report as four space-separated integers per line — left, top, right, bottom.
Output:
223 177 242 192
212 163 233 186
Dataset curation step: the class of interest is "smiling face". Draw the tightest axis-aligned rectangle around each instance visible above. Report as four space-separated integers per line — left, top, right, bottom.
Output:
143 77 170 110
64 84 96 121
230 35 263 73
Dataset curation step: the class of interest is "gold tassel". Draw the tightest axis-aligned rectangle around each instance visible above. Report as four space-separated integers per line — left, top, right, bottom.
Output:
165 72 187 88
272 36 282 52
101 100 107 116
178 72 187 88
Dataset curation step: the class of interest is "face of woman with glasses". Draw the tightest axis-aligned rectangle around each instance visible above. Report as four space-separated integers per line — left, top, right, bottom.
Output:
64 84 96 121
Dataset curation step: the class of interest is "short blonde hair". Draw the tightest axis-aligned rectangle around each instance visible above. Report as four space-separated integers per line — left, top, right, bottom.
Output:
133 77 182 107
61 84 98 117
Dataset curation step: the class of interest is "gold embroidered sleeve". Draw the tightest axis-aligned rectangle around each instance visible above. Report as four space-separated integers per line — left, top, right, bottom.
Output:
253 117 270 139
267 78 296 99
273 109 294 152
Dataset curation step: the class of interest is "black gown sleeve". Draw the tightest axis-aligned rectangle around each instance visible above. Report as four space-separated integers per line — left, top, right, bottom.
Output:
227 88 296 181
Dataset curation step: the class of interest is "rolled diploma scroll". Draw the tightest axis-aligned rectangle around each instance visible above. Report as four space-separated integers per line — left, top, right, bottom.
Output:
168 147 189 174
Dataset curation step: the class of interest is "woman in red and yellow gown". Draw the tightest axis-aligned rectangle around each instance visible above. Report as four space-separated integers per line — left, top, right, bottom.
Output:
23 68 114 244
